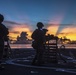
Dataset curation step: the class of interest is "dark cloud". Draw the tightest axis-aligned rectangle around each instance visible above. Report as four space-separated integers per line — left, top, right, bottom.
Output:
10 31 20 34
3 20 32 30
3 21 21 25
3 20 31 27
58 32 75 35
3 21 21 29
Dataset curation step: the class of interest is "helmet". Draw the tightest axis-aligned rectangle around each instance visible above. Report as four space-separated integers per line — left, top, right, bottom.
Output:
0 14 4 22
37 22 44 28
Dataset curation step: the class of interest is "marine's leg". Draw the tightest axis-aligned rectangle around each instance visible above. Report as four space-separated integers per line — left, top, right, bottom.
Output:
0 45 5 70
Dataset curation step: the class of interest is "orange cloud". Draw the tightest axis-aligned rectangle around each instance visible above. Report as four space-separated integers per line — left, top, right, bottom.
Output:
58 26 76 40
9 24 32 40
47 24 59 35
9 33 18 40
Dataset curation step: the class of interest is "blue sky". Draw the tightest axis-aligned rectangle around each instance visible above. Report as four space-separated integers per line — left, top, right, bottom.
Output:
0 0 76 40
0 0 76 24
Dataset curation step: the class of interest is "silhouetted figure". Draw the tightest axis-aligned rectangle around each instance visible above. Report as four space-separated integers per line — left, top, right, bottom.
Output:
3 35 10 59
31 22 45 65
0 14 9 70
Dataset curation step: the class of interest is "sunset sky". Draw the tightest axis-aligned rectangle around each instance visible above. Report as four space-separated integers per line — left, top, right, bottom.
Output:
0 0 76 40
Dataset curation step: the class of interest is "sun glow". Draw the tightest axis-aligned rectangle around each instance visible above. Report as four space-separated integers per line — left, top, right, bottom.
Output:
8 22 76 41
47 14 64 35
9 25 76 41
58 27 76 40
47 25 59 35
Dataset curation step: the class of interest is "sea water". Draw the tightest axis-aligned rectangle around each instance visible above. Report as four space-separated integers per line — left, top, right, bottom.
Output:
10 44 76 49
10 44 32 49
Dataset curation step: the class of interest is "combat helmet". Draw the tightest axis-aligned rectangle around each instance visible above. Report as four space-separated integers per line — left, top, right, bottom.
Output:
37 22 44 28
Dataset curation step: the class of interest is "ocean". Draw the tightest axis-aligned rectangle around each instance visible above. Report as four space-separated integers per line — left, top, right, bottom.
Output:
10 44 76 49
10 44 32 49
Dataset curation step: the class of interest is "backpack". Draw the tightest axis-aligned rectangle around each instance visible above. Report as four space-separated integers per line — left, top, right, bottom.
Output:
31 29 45 49
31 29 44 42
